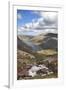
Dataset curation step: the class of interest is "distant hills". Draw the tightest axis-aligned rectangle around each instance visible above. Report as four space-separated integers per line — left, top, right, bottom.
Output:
17 32 58 55
44 33 58 38
39 37 57 50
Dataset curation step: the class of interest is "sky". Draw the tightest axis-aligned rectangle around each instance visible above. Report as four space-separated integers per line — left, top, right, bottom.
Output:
17 10 58 36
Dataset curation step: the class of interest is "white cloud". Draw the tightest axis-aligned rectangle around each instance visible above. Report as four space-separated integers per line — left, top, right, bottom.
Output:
32 11 57 26
44 29 57 33
34 12 57 30
18 11 58 35
40 12 57 24
17 13 22 19
25 23 33 29
18 28 21 32
19 12 57 30
31 18 43 29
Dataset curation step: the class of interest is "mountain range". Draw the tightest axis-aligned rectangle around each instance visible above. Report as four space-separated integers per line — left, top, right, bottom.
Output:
17 33 58 53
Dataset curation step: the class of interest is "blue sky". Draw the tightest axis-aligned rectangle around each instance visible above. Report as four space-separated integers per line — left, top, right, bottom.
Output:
17 10 40 28
17 10 57 36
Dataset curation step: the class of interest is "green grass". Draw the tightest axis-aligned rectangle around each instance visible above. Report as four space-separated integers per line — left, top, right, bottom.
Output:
17 49 58 80
18 73 58 80
37 49 57 56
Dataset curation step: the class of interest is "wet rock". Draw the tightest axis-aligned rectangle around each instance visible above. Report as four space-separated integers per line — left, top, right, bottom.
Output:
28 64 49 77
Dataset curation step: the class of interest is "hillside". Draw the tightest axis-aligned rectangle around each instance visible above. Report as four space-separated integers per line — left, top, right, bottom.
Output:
17 32 58 80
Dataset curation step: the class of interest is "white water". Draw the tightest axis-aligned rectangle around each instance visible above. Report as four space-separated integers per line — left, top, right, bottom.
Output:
28 65 48 77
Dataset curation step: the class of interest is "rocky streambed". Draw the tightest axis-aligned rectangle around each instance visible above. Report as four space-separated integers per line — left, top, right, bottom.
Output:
17 64 54 80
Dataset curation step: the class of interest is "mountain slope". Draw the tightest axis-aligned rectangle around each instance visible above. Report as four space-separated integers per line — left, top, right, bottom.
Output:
39 37 58 50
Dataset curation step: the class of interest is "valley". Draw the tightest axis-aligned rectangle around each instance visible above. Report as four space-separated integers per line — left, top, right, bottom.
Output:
17 33 58 80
